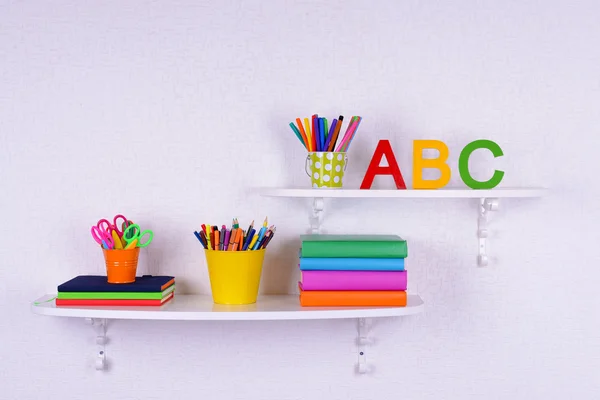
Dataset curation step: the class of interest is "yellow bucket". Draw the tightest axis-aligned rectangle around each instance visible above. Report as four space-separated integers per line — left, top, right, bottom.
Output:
205 249 266 305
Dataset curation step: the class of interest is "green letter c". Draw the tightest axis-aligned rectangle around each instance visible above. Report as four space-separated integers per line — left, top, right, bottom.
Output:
459 140 505 189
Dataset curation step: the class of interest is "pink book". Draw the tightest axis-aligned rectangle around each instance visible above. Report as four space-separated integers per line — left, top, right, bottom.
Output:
300 270 407 291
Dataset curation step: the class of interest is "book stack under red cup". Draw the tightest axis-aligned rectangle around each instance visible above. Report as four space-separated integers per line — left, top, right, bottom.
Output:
55 275 175 306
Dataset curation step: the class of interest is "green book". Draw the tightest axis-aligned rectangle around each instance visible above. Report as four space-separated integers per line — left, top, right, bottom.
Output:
57 285 175 300
300 235 407 258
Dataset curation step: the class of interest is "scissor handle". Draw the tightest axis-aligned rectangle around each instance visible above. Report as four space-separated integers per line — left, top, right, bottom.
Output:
97 219 113 231
123 224 140 245
123 224 153 248
91 226 114 249
113 214 128 236
136 229 154 248
90 226 104 246
122 220 135 239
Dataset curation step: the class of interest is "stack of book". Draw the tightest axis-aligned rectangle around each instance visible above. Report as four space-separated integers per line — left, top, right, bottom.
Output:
298 235 408 307
56 275 175 306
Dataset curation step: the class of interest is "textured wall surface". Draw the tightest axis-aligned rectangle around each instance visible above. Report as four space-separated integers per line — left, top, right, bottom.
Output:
2 1 599 399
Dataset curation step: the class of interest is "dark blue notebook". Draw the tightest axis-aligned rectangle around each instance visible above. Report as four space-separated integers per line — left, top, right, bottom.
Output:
57 275 175 293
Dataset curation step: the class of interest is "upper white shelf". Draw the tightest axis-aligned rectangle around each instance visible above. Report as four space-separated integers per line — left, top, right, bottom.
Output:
258 187 547 198
31 294 424 321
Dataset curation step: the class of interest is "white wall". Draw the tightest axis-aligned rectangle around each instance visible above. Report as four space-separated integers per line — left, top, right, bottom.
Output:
2 1 599 399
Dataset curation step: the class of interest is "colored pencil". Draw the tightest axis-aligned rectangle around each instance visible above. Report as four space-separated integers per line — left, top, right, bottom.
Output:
195 219 275 251
257 231 270 249
261 228 276 249
244 220 254 243
243 228 255 251
254 224 271 250
248 234 259 250
323 118 329 141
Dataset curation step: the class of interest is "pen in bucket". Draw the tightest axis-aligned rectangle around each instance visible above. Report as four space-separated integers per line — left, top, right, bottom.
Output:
214 228 220 252
243 228 256 250
220 225 226 250
290 114 359 189
193 218 276 251
245 220 254 242
194 231 207 248
261 227 276 249
328 116 343 151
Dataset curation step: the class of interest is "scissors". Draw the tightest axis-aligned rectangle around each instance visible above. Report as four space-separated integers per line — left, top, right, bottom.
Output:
123 223 153 249
91 224 115 249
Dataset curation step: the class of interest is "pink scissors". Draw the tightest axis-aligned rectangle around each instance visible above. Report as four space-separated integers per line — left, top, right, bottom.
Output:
91 224 115 249
96 214 129 237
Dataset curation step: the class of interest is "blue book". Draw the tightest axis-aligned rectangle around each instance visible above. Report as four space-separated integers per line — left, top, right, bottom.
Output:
58 275 175 293
299 257 405 271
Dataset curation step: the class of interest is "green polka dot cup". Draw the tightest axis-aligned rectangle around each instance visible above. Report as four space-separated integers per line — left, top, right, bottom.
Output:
305 152 348 188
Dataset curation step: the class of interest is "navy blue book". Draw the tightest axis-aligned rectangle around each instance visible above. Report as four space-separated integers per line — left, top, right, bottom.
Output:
57 275 175 293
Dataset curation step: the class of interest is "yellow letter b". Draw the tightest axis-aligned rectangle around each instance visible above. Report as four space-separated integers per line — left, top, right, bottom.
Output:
413 140 451 189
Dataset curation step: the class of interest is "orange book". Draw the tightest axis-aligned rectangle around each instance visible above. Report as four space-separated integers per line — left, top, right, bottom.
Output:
299 284 407 307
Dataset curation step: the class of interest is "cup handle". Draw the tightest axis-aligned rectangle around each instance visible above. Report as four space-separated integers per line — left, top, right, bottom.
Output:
344 154 348 171
305 155 311 177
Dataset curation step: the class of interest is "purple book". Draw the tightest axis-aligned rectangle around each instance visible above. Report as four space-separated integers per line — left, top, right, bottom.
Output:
300 270 407 291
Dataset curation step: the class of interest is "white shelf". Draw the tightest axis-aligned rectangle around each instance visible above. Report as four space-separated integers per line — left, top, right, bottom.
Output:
258 187 547 198
31 294 424 321
258 187 546 266
32 294 423 372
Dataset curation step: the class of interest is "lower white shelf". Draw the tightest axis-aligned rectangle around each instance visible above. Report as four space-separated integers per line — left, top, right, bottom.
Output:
32 294 423 373
31 294 424 321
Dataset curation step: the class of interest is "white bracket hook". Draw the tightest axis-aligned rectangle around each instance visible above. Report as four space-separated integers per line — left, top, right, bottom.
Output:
309 197 325 234
478 198 499 266
356 318 372 374
86 318 108 371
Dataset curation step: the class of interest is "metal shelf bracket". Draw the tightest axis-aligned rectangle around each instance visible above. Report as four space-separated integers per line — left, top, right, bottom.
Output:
310 197 325 234
356 318 372 374
86 318 108 371
478 198 499 266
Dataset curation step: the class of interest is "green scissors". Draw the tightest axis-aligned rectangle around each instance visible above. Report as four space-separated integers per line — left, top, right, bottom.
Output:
123 224 154 248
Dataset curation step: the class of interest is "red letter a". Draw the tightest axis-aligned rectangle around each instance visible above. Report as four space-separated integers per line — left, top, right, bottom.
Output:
360 140 407 189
